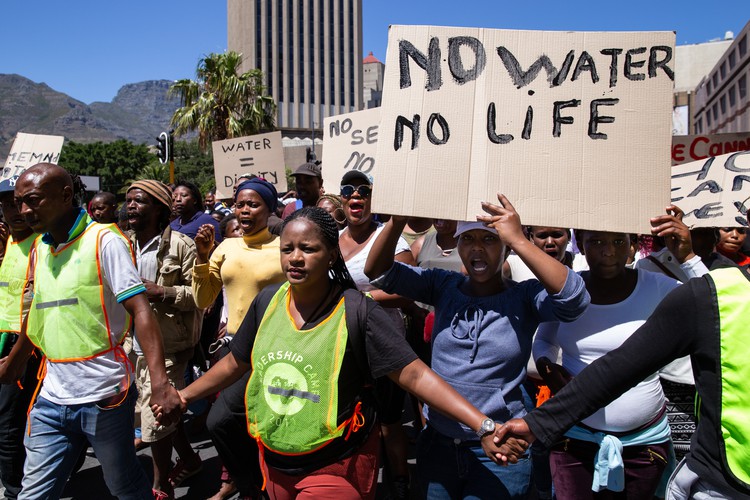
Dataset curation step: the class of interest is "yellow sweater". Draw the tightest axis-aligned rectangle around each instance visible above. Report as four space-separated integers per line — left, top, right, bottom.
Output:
192 229 285 334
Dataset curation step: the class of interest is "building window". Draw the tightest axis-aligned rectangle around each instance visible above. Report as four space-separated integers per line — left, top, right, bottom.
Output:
707 80 712 94
740 74 747 99
720 94 726 115
730 85 737 107
720 61 727 79
712 103 718 121
696 116 702 134
729 50 736 69
706 112 712 127
740 35 747 57
712 73 718 88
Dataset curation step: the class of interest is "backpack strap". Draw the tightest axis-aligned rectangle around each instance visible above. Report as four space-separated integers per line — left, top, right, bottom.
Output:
343 288 374 384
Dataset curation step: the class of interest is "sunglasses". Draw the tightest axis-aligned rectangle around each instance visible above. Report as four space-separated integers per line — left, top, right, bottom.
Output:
340 184 373 199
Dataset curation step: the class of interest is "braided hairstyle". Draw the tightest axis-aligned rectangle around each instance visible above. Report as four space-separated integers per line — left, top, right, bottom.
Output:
281 206 356 290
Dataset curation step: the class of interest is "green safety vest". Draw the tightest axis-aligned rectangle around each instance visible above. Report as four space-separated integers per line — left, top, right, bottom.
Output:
0 235 35 333
27 222 133 362
245 282 357 455
712 267 750 488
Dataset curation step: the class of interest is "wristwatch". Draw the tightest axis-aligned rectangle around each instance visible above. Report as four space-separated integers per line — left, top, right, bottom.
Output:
476 417 495 438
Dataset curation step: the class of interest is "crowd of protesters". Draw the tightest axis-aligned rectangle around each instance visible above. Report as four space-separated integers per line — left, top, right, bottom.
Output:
0 159 747 500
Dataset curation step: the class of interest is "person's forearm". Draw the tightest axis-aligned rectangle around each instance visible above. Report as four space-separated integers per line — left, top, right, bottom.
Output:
192 263 222 309
130 304 170 389
509 239 568 294
181 352 249 404
0 333 34 384
364 218 408 280
390 359 487 433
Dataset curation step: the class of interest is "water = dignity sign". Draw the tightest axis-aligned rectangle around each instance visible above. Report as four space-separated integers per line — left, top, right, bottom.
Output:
372 26 675 234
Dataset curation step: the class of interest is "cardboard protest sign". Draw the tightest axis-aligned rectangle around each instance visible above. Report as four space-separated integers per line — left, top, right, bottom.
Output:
373 26 675 234
671 150 750 228
2 132 65 181
211 131 286 199
322 108 380 189
671 133 750 166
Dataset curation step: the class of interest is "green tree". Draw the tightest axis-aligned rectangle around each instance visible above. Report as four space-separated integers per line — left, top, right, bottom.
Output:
170 51 277 151
59 140 156 194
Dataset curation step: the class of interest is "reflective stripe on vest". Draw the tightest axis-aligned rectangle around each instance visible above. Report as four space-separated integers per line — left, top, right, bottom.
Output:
27 222 133 362
245 282 350 455
711 267 750 488
0 235 34 333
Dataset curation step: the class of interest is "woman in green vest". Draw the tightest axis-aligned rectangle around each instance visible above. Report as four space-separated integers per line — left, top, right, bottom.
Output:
154 207 519 499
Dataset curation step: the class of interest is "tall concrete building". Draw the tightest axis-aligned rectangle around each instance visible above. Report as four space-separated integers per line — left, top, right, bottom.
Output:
693 20 750 135
227 0 364 133
363 51 384 108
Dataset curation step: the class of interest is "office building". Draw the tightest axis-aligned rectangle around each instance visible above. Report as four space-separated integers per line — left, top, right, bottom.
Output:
228 0 364 132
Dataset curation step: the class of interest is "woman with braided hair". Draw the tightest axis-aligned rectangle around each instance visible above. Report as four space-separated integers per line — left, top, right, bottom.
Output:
154 207 515 499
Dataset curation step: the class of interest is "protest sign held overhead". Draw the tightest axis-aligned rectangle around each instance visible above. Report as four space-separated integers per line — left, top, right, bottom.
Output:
671 132 750 166
2 132 65 181
211 131 286 199
322 108 380 188
671 150 750 228
373 25 675 234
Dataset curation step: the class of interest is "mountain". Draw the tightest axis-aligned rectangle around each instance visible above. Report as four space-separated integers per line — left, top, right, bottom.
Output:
0 74 184 159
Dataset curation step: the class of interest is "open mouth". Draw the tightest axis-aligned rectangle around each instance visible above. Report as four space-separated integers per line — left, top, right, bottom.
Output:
469 259 489 273
348 200 365 216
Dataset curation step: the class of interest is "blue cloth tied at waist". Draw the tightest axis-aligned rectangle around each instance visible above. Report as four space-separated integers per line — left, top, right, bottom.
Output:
564 413 672 494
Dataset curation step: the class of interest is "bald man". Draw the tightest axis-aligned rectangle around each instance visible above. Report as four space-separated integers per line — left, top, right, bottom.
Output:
0 163 181 499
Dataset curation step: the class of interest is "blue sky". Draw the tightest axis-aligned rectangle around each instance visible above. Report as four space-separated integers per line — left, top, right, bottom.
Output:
3 1 748 104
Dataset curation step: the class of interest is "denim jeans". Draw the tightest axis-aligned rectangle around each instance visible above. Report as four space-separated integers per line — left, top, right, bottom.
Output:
415 425 532 499
20 385 151 500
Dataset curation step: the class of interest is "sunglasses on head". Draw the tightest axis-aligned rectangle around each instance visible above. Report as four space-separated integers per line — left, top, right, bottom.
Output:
340 184 372 199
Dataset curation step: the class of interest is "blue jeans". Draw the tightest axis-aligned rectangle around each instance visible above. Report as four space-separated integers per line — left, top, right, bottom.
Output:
416 425 532 499
20 385 151 500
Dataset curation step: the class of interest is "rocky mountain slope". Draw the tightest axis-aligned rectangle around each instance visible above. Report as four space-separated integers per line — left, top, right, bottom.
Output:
0 74 182 158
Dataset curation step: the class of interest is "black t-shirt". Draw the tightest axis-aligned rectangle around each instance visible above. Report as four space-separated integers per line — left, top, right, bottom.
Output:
230 282 418 473
524 275 750 498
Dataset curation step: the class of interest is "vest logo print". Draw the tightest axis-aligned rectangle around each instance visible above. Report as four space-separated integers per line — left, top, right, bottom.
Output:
259 352 321 416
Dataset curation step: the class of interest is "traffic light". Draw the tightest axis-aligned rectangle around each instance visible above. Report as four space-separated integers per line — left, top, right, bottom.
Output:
155 132 169 164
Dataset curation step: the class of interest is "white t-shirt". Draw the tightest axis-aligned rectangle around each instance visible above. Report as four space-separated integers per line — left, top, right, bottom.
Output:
507 252 589 282
341 223 410 292
40 231 145 405
533 269 680 432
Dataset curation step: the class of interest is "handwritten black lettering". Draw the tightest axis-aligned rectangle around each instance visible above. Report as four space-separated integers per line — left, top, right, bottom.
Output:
496 47 575 88
521 106 533 140
672 157 714 181
426 113 450 145
394 114 420 151
588 98 619 140
600 48 623 88
552 100 581 137
724 151 750 173
448 36 486 85
399 38 442 91
687 180 722 198
572 51 599 84
487 102 513 144
624 47 647 81
648 46 674 81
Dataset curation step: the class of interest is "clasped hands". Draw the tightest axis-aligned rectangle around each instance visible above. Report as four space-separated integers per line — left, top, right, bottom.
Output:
483 419 537 465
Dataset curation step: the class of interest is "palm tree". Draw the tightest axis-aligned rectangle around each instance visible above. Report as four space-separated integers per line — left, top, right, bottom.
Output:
170 51 276 151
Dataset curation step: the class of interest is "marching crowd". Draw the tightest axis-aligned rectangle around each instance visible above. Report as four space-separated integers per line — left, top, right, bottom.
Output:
0 160 748 500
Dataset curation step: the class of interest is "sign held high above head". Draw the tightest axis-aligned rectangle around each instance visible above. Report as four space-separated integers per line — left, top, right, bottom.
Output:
373 25 675 234
322 108 380 189
211 131 286 199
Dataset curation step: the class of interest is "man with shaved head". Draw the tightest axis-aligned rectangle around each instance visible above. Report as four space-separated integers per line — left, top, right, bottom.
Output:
0 163 181 499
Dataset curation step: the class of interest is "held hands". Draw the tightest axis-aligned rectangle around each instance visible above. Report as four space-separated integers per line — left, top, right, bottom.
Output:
477 194 526 249
149 384 185 427
649 205 696 264
481 422 530 465
194 224 216 262
491 419 537 464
